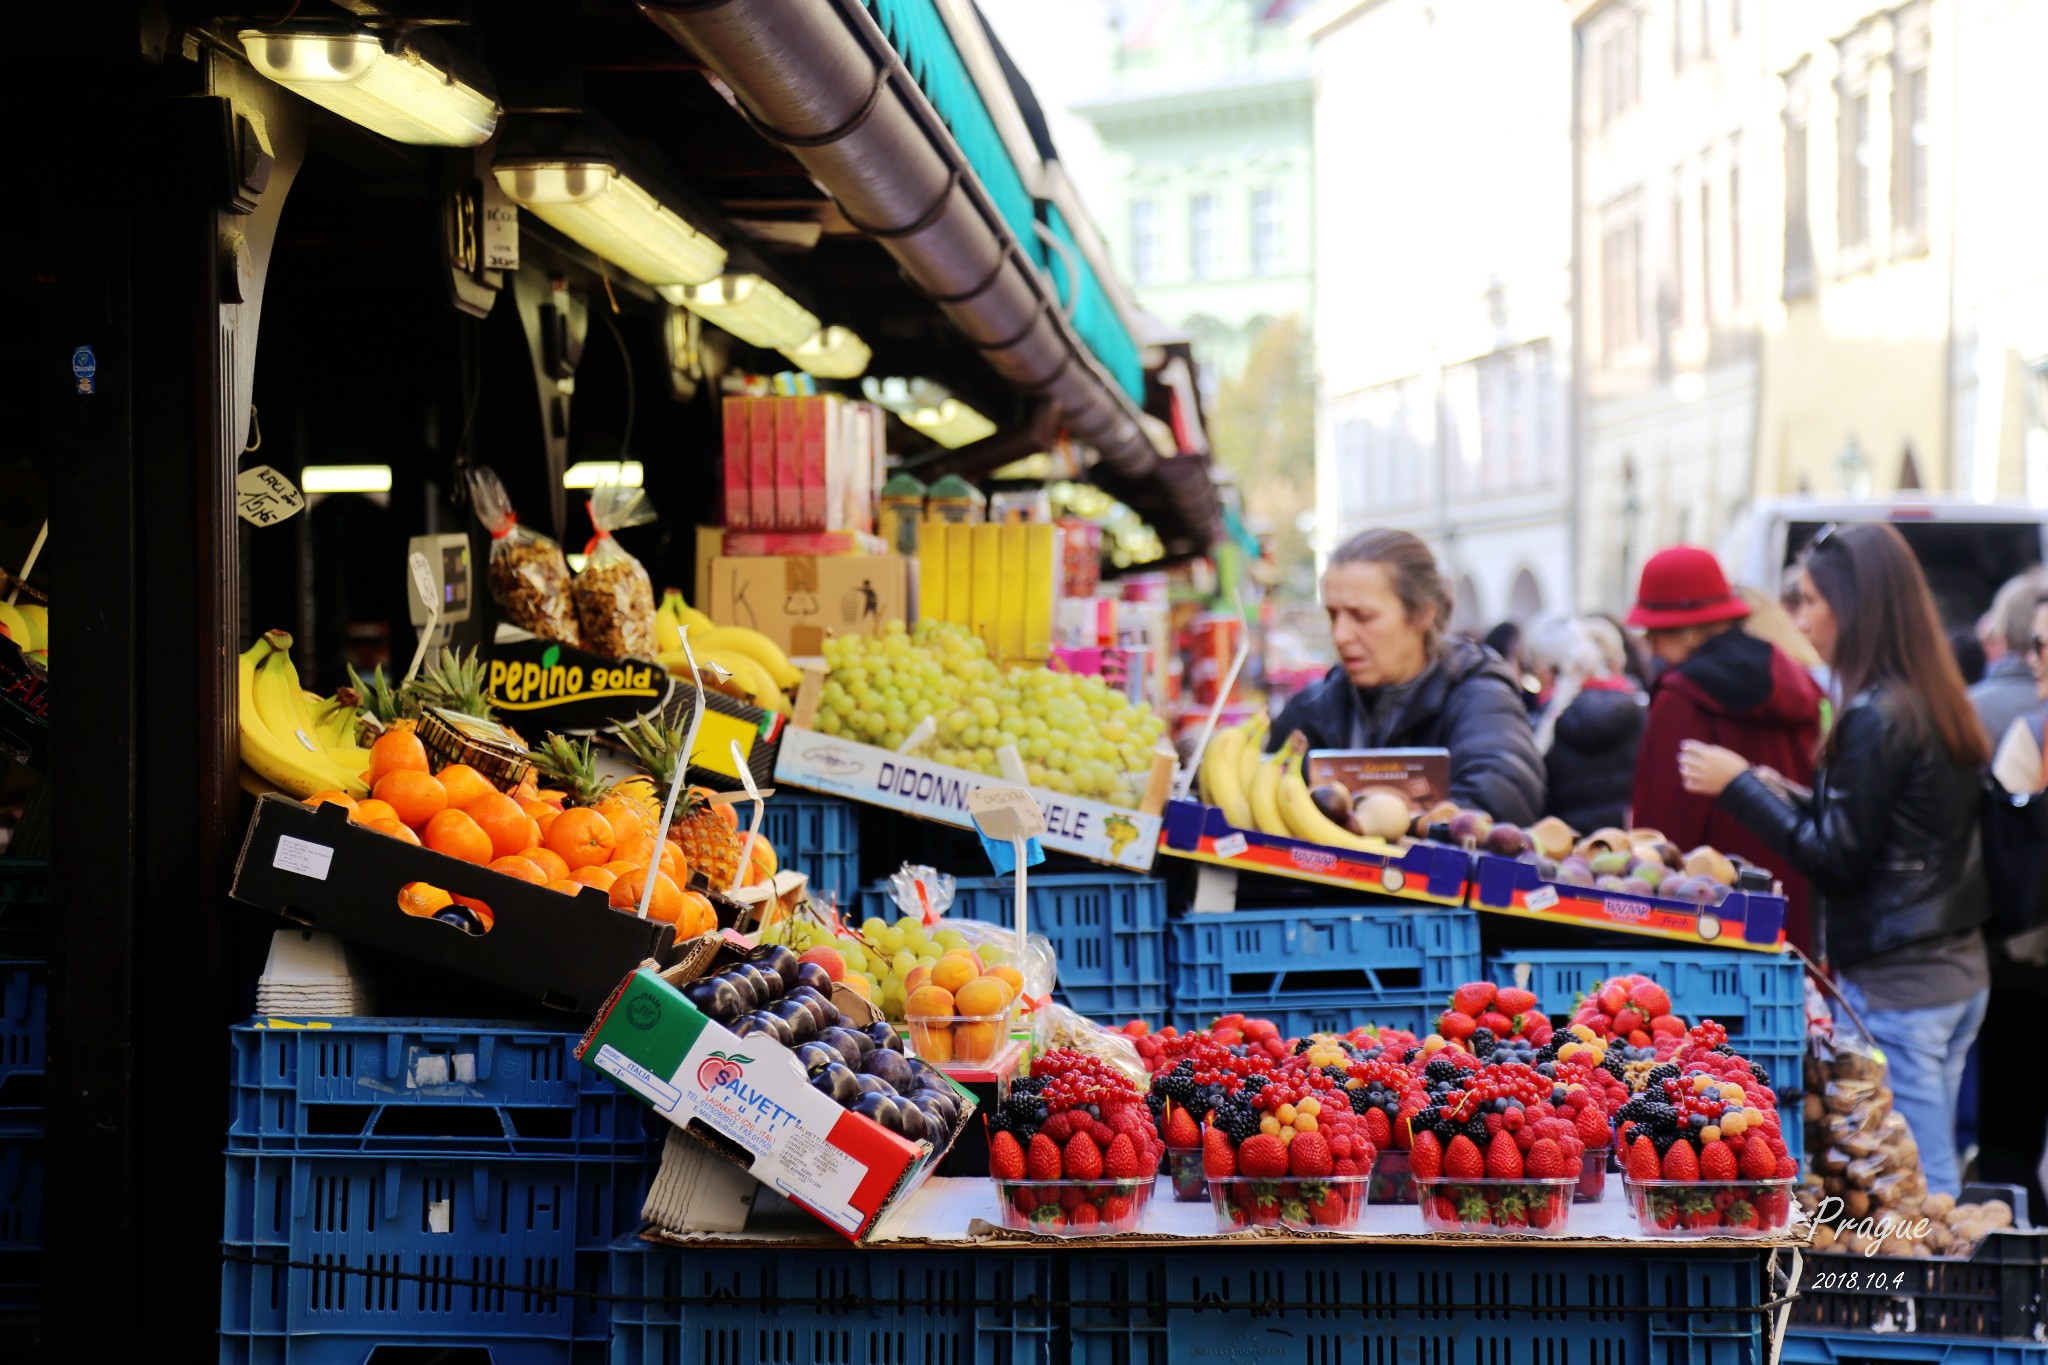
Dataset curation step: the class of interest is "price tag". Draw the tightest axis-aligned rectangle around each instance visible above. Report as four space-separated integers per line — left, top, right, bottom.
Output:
408 552 438 615
273 835 334 881
1213 832 1248 859
967 785 1047 842
1525 885 1560 912
235 465 306 526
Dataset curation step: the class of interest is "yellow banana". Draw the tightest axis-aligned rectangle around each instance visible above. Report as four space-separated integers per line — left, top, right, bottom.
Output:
1202 727 1254 829
15 605 45 654
656 591 688 654
689 625 802 690
255 638 369 794
0 602 30 654
674 601 716 634
662 647 788 715
238 638 360 798
1237 713 1269 793
1248 748 1289 838
1277 736 1374 851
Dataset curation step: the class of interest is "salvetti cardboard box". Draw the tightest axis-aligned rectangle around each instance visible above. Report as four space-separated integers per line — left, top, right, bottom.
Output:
578 962 974 1241
705 553 910 656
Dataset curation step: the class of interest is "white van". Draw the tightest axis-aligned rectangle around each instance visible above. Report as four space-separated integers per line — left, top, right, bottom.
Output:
1722 498 2048 628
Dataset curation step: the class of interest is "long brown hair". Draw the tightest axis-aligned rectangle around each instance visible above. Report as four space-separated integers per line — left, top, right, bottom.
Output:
1801 522 1991 767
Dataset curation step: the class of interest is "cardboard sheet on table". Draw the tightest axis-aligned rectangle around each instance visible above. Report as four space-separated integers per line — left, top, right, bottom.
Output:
638 1176 1811 1250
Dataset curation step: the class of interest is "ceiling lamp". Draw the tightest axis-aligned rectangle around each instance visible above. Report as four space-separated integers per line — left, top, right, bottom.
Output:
240 30 499 146
563 460 644 489
494 160 727 288
301 465 393 493
661 275 818 351
902 400 997 449
781 326 872 380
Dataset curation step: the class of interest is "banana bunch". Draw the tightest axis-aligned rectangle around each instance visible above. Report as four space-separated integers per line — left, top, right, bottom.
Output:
239 630 373 798
654 590 801 715
0 600 47 664
1202 723 1384 853
655 589 714 655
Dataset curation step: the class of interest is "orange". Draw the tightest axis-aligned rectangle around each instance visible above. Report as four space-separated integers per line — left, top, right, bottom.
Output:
659 842 687 882
435 763 496 811
466 790 535 861
518 847 571 882
675 891 719 937
593 797 649 847
366 817 421 846
513 773 541 802
422 808 493 865
373 770 448 830
487 855 548 885
749 838 779 881
304 790 358 813
692 786 740 830
610 868 684 923
521 800 560 837
570 865 618 892
602 859 644 881
545 807 616 870
546 878 585 896
351 798 399 825
449 895 496 929
369 727 430 786
396 882 454 918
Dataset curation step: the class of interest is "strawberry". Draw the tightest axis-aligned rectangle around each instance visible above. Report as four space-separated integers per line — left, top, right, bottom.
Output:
1526 1138 1569 1179
1041 1111 1077 1144
1444 1135 1485 1179
1527 1191 1565 1230
1203 1125 1238 1177
1650 1014 1687 1038
1723 1199 1758 1230
1575 1105 1609 1148
1164 1106 1201 1149
1068 1200 1100 1229
1429 1193 1460 1226
990 1130 1027 1181
1596 982 1628 1015
1104 1133 1142 1181
1438 1011 1477 1040
1289 1132 1334 1178
1410 1130 1443 1180
1611 1008 1647 1036
1478 1011 1514 1037
1514 1010 1550 1038
1062 1184 1086 1211
1485 1130 1524 1179
1013 1187 1038 1215
1662 1142 1700 1182
1683 1197 1721 1230
1452 981 1497 1016
1332 1155 1367 1177
1495 1191 1528 1228
1238 1133 1289 1179
1699 1141 1738 1182
1362 1107 1391 1148
1627 981 1671 1017
1776 1156 1798 1179
1627 1135 1663 1182
1648 1192 1681 1229
1033 1206 1066 1230
1027 1133 1064 1182
1102 1194 1133 1227
1755 1189 1790 1229
1495 986 1538 1015
1309 1185 1351 1226
1065 1131 1104 1180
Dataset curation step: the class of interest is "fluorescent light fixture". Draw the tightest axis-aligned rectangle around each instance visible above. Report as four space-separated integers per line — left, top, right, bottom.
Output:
660 275 818 351
494 161 727 288
781 326 872 380
563 460 645 489
862 375 945 412
240 30 499 146
902 400 997 449
301 465 393 494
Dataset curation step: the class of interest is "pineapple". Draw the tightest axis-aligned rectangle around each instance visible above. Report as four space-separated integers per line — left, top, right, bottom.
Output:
529 733 612 807
405 646 494 718
618 715 736 875
349 664 407 725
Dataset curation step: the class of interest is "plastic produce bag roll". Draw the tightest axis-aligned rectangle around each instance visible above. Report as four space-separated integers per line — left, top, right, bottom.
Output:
467 465 580 646
573 482 659 660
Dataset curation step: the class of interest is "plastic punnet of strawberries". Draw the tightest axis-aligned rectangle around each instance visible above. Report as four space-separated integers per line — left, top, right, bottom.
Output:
1200 1055 1380 1233
987 1048 1164 1236
1614 1022 1799 1237
1404 1059 1599 1235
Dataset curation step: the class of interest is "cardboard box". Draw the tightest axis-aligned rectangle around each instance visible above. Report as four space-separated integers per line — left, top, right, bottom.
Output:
706 553 908 656
719 530 886 558
747 400 776 531
774 396 802 531
997 525 1028 664
1306 749 1452 810
799 395 830 530
577 960 976 1242
721 398 750 530
694 526 723 605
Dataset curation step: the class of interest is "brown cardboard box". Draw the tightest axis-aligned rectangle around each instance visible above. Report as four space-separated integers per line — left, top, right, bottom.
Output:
706 553 909 655
693 526 723 606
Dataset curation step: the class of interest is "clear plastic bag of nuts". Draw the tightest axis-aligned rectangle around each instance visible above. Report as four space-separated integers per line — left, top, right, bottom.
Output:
467 466 580 646
572 481 659 660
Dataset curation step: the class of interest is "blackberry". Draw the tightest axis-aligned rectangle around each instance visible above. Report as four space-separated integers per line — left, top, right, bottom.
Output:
1403 1047 1423 1065
1749 1061 1772 1088
1601 1052 1628 1082
1240 1075 1270 1096
1348 1086 1378 1116
1153 1064 1200 1110
1012 1075 1047 1097
1293 1038 1315 1056
1645 1064 1681 1090
1469 1027 1497 1059
1424 1058 1461 1085
1321 1065 1350 1086
1465 1118 1492 1143
1638 1102 1681 1134
987 1111 1012 1136
1003 1093 1049 1128
1145 1092 1166 1122
1214 1101 1262 1143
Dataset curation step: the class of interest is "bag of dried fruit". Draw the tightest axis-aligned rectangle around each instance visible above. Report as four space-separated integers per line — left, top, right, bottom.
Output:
467 466 580 646
572 480 659 660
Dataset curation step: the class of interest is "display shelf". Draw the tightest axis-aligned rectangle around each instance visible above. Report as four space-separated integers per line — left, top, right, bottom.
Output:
1471 853 1788 952
228 1019 654 1158
1157 800 1472 906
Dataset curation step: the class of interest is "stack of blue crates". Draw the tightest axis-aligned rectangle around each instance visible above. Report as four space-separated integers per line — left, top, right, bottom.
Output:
0 858 46 1321
218 1018 657 1364
757 791 861 907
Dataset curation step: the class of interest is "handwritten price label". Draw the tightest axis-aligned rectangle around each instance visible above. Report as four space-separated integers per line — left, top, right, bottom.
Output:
235 465 306 526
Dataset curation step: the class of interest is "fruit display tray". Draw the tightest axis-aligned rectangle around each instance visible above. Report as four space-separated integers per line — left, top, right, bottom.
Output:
230 796 681 1016
1470 853 1788 951
1158 800 1473 906
227 1018 655 1159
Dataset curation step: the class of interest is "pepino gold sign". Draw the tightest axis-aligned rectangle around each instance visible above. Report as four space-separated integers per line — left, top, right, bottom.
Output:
486 640 671 727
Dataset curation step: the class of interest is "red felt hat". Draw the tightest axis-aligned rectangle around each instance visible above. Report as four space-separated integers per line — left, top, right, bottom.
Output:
1626 546 1752 631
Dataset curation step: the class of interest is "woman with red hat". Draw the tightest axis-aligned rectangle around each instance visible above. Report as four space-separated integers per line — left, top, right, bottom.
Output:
1628 545 1827 951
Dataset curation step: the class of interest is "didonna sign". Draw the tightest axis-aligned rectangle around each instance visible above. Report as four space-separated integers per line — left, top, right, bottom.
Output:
772 726 1159 871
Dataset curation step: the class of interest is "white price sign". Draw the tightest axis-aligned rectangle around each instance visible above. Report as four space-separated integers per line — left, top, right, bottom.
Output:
966 786 1047 842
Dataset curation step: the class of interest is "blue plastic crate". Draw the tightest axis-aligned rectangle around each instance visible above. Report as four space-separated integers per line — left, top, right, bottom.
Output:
862 872 1167 1000
758 792 861 903
219 1149 648 1355
1060 982 1168 1027
607 1234 1058 1365
0 1131 42 1316
220 1335 604 1365
228 1019 654 1157
1066 1244 1775 1365
1784 1333 2048 1365
0 959 45 1125
0 859 44 960
1167 991 1441 1040
1486 947 1806 1056
1169 905 1480 1004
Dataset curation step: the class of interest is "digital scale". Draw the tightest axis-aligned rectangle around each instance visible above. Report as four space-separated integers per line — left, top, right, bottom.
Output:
406 532 473 659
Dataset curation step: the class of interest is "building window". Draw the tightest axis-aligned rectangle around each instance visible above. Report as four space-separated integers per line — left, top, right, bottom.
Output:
1669 187 1685 326
1601 199 1642 359
1672 0 1685 71
1250 188 1281 276
1836 32 1873 260
1189 193 1218 281
1728 158 1742 304
1730 0 1740 35
1699 178 1714 323
1783 62 1814 298
1599 8 1642 128
1130 198 1159 286
1698 0 1713 60
1892 1 1931 253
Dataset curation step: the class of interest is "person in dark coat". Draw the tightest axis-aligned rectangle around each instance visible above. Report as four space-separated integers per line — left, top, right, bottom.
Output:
1678 522 1993 1199
1269 529 1545 825
1627 546 1826 953
1526 615 1643 832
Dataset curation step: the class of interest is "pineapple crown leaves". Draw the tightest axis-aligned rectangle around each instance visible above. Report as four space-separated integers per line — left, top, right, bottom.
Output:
349 664 409 725
402 646 494 719
617 713 692 789
528 732 613 806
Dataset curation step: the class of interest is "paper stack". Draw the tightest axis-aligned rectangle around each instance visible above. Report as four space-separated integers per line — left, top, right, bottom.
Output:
255 929 372 1017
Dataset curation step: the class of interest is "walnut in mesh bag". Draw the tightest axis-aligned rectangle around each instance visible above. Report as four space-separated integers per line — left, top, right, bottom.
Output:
467 466 580 645
572 482 659 660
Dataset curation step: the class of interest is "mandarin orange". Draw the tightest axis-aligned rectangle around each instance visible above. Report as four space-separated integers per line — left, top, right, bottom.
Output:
423 808 493 864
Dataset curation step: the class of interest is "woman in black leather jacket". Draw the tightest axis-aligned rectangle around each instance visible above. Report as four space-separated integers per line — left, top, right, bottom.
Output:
1675 522 1992 1198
